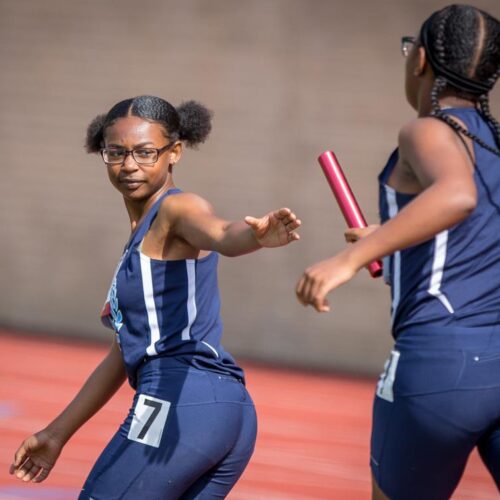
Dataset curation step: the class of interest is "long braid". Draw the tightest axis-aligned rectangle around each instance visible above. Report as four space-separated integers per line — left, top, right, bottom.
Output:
436 98 500 157
430 76 448 116
428 10 451 117
425 5 500 157
478 68 500 148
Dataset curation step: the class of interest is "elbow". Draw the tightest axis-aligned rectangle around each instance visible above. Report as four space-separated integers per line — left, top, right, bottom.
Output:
215 242 254 258
211 243 238 257
217 248 248 258
460 184 477 214
217 249 236 257
462 195 477 215
211 240 234 257
451 190 477 221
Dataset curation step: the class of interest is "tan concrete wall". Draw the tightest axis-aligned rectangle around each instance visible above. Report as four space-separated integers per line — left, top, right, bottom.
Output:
1 0 499 375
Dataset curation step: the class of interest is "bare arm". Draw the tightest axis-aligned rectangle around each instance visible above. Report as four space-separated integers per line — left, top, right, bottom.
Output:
10 337 127 482
296 118 476 312
164 193 301 257
346 118 476 263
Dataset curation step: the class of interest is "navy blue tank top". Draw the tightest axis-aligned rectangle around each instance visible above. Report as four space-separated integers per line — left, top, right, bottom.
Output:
379 108 500 337
101 188 244 388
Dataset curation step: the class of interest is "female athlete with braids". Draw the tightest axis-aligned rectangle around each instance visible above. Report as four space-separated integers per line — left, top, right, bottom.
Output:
9 95 301 499
297 4 500 499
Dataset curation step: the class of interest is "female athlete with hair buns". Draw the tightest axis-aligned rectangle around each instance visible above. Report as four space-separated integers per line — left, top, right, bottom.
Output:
10 95 301 499
296 4 500 499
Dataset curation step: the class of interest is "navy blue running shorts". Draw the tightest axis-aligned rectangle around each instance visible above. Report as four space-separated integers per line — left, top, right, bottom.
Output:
79 357 257 499
371 325 500 499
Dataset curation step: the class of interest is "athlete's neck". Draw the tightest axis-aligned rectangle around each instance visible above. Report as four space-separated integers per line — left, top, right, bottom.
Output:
417 89 477 117
125 181 176 233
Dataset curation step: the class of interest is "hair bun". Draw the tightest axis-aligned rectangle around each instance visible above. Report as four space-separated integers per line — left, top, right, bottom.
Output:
85 114 107 153
177 101 213 148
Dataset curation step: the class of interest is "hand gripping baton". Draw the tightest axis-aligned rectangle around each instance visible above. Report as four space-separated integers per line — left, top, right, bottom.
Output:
318 150 383 278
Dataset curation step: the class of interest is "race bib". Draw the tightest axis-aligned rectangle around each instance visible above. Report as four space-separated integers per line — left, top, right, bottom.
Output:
376 350 400 403
127 394 171 448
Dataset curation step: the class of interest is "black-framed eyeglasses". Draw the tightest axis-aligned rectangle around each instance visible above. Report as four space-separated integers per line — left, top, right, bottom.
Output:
101 142 175 166
401 36 417 57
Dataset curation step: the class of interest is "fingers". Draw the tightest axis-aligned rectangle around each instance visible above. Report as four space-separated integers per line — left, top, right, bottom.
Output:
285 215 301 244
11 457 38 482
246 208 301 247
247 208 301 230
286 218 301 231
9 460 25 476
276 207 292 218
244 216 269 243
295 275 309 306
295 271 330 312
344 225 380 243
285 215 301 241
275 208 301 236
310 286 329 312
10 456 51 483
244 216 257 227
247 208 300 226
9 435 53 483
344 228 363 243
245 215 269 233
33 466 50 483
10 443 28 474
21 461 40 482
10 454 29 479
313 297 330 312
274 208 298 225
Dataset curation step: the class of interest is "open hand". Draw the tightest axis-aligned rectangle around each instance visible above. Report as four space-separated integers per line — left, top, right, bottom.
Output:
245 208 301 248
9 430 63 483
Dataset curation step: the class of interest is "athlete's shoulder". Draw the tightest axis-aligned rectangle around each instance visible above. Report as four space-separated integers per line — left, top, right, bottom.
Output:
398 117 457 147
397 116 477 190
159 191 215 223
398 114 471 149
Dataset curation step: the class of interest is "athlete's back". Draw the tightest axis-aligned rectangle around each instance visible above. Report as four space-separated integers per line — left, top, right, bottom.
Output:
379 108 500 336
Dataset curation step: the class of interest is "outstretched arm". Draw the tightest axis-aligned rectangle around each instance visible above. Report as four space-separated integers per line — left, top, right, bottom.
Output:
10 337 126 483
296 118 477 312
164 193 301 257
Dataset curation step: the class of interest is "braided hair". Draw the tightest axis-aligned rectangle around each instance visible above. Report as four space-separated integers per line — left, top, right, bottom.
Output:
421 4 500 157
85 95 213 154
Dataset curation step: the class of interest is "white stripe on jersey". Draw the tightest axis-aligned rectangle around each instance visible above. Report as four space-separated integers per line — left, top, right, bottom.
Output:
428 230 454 313
140 254 162 356
384 186 401 325
201 340 219 357
181 260 197 340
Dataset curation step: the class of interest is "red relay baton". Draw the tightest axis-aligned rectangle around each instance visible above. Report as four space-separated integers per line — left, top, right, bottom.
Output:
318 150 383 278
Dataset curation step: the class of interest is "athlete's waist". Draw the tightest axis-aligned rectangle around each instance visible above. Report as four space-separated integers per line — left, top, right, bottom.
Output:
137 354 244 383
138 354 207 376
392 308 500 337
395 324 500 351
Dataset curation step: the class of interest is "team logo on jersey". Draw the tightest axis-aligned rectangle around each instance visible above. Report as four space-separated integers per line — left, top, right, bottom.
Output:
108 279 124 332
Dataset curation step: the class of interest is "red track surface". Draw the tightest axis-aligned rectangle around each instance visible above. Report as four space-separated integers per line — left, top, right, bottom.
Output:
0 330 498 499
